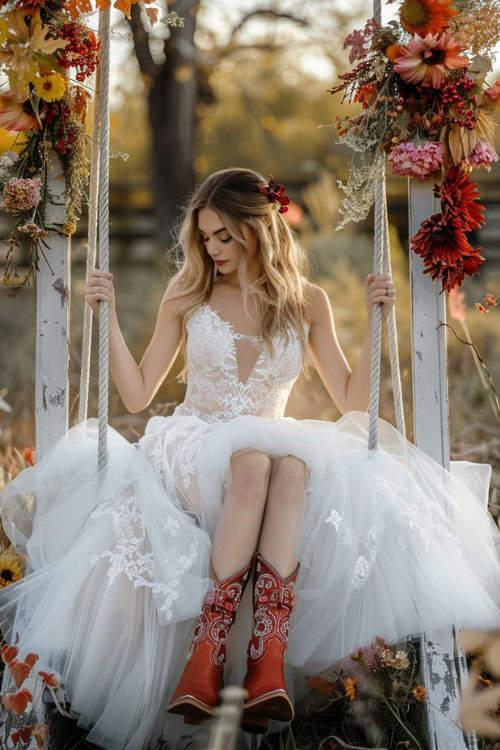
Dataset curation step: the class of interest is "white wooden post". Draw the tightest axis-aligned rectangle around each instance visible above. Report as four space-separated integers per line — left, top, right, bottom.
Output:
409 177 476 750
35 149 71 460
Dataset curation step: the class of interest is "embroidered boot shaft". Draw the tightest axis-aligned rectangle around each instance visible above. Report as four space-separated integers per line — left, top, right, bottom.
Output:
167 561 252 722
241 553 300 731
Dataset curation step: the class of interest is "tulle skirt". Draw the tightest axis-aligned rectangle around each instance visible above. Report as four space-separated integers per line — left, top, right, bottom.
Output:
0 410 499 749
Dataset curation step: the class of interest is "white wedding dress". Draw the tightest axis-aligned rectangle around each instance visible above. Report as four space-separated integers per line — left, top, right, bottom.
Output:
0 300 499 750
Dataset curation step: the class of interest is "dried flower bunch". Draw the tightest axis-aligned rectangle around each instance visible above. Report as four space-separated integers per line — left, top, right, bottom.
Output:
0 0 184 296
301 635 428 749
329 0 500 293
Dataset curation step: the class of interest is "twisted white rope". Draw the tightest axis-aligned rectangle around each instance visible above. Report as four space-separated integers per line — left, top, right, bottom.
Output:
97 7 111 472
368 0 406 449
382 179 406 438
78 62 101 424
368 173 385 451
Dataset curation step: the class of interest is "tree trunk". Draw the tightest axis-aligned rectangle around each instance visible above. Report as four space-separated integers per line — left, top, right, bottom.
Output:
129 0 199 248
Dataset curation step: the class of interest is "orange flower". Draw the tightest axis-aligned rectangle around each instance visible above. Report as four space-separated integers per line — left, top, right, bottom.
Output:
475 303 488 313
386 44 403 61
412 685 427 701
344 677 359 701
354 82 377 109
478 674 492 686
484 293 497 307
400 0 458 36
0 88 41 132
22 447 36 465
306 675 338 696
2 688 32 715
38 670 60 688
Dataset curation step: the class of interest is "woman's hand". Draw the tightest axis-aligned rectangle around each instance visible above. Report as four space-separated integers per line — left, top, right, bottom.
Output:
366 272 395 322
85 269 115 318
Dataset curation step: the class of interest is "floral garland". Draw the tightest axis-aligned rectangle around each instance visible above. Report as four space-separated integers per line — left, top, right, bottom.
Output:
0 0 184 296
329 0 500 293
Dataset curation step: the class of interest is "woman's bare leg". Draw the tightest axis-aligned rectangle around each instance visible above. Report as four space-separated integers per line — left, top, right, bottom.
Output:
210 450 272 580
257 455 307 578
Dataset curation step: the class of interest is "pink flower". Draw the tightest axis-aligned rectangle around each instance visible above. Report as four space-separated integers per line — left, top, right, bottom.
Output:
448 287 466 322
1 177 42 213
484 80 500 104
388 141 443 180
393 32 469 88
465 139 498 171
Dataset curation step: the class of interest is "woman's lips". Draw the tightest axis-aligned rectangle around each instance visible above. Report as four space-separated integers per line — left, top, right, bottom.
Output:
215 260 227 266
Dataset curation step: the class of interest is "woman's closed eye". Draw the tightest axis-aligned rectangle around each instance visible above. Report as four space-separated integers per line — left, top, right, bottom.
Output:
201 235 231 244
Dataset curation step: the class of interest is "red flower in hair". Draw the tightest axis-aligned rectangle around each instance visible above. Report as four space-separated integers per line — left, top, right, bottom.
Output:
259 175 290 213
433 167 485 231
410 213 484 292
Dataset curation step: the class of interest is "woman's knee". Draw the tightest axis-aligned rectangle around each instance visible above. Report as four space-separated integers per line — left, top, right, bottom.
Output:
269 455 307 494
230 450 272 499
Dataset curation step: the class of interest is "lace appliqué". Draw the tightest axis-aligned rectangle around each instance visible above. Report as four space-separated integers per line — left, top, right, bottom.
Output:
89 491 198 621
325 508 354 546
147 435 165 482
374 475 462 553
325 508 342 530
171 303 308 424
353 551 377 588
349 474 463 590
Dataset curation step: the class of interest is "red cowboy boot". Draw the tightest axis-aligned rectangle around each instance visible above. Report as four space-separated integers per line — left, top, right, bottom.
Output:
167 561 252 723
241 553 300 732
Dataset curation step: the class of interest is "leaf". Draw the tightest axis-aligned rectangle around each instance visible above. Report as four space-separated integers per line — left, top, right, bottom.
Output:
469 55 493 74
29 12 69 55
146 7 158 25
476 110 497 151
460 123 476 159
448 124 464 165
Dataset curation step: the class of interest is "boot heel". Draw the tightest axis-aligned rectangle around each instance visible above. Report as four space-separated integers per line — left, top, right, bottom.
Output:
240 714 269 734
184 714 205 726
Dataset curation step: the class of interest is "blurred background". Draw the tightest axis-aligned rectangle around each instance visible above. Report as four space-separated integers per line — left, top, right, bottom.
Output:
0 0 499 513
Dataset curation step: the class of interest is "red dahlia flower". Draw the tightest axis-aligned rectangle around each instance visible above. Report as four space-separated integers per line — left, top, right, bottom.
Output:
410 213 484 292
433 167 485 231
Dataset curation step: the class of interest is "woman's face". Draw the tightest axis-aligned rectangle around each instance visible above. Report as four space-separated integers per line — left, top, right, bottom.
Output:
198 207 259 280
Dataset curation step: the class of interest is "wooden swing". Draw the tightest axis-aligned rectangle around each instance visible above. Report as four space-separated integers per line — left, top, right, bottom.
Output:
29 0 486 746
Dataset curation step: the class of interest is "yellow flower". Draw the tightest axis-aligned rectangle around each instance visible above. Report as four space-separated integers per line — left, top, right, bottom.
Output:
344 677 359 701
61 222 76 235
412 685 427 702
0 553 23 587
34 73 66 102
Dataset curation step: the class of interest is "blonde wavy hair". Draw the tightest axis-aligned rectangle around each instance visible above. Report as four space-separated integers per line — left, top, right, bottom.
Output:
167 167 316 382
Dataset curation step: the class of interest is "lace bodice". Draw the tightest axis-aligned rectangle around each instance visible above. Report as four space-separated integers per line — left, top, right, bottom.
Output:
171 303 310 423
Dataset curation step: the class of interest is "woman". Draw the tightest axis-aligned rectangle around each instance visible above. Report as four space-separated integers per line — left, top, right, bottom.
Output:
0 167 499 750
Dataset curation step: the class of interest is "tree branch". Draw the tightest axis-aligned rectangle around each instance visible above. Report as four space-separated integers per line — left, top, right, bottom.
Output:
231 9 308 37
127 3 158 77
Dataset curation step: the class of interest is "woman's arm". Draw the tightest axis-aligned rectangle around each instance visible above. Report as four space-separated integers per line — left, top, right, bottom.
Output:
306 274 395 415
85 270 187 414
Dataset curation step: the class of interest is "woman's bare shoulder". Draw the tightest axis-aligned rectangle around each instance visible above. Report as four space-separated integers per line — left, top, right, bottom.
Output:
302 280 330 326
160 281 197 320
